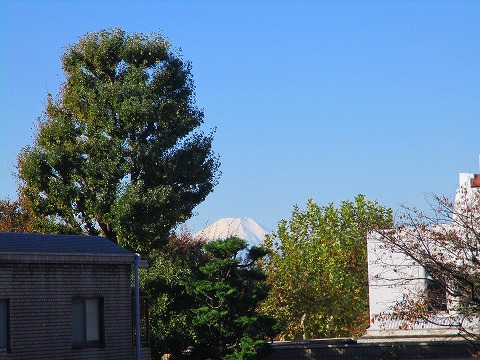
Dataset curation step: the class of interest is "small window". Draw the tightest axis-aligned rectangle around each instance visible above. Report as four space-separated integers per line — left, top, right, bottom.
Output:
72 298 104 348
0 300 9 351
424 268 447 312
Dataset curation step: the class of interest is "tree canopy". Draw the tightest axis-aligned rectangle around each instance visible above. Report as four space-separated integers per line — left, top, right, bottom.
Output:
141 235 276 360
139 230 205 359
261 195 392 339
186 237 275 359
17 28 220 252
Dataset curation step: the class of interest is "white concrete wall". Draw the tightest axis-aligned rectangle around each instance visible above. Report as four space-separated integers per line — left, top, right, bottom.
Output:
365 170 479 336
367 232 424 322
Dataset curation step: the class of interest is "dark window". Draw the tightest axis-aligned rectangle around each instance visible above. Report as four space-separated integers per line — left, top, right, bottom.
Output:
0 300 9 350
425 271 448 312
72 298 104 348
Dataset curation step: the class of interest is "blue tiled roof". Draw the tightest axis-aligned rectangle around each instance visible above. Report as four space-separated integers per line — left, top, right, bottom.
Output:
0 232 132 255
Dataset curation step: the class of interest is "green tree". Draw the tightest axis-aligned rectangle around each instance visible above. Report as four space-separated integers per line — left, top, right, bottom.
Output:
139 231 205 359
187 237 276 359
17 28 220 252
141 236 276 360
262 195 392 339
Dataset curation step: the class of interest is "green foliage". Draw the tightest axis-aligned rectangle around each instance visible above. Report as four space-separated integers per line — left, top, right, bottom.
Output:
142 235 275 360
186 237 276 359
262 195 392 339
17 28 220 252
139 232 205 359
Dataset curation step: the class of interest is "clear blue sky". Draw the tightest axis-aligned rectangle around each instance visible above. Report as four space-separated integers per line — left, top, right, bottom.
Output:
1 0 479 232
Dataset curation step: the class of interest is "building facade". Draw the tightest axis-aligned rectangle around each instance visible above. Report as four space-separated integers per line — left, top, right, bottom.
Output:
0 232 150 360
366 170 480 339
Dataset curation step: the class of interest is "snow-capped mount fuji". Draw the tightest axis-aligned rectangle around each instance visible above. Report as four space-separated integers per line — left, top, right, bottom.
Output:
194 217 270 248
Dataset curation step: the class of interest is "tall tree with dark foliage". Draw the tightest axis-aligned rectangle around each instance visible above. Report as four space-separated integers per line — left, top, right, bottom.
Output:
17 28 220 252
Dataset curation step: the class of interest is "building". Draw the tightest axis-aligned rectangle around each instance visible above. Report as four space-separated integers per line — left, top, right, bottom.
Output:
263 168 480 359
366 170 480 341
0 232 150 360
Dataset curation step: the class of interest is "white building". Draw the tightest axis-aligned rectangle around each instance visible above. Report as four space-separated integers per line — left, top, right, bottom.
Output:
365 169 480 340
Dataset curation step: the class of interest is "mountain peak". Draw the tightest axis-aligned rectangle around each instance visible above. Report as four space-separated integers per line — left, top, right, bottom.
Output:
194 217 270 247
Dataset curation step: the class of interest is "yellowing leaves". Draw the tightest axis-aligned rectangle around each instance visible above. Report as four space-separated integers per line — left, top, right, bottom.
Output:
261 195 392 339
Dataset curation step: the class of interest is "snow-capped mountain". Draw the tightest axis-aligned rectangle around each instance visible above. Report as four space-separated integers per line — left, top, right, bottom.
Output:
194 217 270 248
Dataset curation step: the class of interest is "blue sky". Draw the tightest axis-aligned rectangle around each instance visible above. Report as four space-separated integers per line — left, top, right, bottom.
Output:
1 0 479 232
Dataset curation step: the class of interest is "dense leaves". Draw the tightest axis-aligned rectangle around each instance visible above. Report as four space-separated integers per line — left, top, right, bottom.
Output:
186 237 275 359
262 195 392 339
140 235 276 360
0 200 30 232
139 231 205 359
17 28 219 252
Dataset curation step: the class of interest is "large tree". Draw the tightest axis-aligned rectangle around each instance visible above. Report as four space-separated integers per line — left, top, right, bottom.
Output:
261 195 392 339
17 28 219 252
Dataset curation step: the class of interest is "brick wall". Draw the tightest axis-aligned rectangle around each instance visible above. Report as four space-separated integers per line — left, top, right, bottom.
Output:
0 261 144 360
